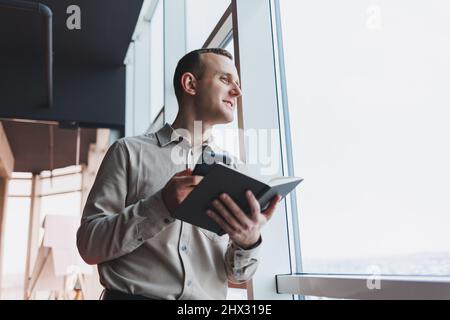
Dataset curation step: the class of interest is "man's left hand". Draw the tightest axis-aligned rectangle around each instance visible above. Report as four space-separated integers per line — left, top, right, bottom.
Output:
206 191 282 249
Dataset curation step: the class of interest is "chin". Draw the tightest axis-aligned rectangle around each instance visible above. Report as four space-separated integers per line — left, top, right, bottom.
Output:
220 114 234 124
212 118 232 126
211 111 234 125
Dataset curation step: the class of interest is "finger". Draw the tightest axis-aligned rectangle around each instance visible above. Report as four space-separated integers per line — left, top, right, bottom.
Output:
175 169 192 177
191 175 204 185
245 190 261 220
211 199 241 232
206 210 236 236
218 194 252 228
262 195 281 221
177 175 204 186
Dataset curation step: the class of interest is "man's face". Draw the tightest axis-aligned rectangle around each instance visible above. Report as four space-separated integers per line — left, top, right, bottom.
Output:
193 53 242 125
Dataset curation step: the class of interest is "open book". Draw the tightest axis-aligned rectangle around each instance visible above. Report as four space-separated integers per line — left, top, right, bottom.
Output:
174 162 303 235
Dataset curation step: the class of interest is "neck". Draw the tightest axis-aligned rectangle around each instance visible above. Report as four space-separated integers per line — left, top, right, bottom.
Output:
171 108 213 147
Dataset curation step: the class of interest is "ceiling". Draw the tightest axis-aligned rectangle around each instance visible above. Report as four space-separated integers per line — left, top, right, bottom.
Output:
0 0 143 65
0 0 144 128
2 120 97 173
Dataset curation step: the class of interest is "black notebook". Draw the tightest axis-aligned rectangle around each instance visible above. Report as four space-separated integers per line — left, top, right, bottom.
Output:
174 162 303 235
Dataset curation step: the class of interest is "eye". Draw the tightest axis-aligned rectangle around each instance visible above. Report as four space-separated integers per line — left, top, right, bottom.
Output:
220 77 230 84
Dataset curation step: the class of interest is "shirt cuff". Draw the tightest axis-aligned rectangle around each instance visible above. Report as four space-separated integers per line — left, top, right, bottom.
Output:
233 236 262 251
225 237 262 283
231 237 262 266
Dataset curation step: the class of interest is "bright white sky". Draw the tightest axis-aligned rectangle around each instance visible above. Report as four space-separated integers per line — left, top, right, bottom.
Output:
280 0 450 261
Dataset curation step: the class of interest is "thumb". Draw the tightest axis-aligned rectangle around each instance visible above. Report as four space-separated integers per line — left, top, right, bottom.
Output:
175 169 192 177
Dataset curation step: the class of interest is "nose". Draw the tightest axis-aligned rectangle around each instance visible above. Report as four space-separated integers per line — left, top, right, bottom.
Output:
230 83 242 98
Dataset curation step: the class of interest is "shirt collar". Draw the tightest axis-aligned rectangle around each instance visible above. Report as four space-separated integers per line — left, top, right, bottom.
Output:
154 123 178 147
155 123 215 148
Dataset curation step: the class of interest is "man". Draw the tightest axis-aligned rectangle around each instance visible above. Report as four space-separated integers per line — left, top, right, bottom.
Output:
76 48 281 300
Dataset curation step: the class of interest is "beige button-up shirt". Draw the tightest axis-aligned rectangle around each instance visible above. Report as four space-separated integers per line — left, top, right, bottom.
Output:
76 123 261 300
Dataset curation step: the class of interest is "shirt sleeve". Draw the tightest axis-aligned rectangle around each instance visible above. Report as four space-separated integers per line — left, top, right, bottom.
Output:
76 140 175 265
224 237 262 284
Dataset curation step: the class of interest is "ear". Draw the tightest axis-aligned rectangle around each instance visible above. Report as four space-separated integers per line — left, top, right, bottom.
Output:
181 72 197 96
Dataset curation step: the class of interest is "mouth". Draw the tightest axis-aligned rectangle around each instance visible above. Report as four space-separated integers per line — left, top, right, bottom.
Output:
223 100 234 109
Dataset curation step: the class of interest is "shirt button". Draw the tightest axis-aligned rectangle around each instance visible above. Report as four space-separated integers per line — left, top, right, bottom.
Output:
181 245 187 252
187 280 192 287
138 237 143 242
164 218 171 224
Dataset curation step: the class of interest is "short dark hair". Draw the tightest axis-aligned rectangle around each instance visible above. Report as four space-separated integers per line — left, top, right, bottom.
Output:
173 48 233 102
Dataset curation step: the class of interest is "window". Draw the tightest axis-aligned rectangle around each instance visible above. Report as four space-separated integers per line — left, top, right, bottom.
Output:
125 16 151 136
186 0 231 51
40 174 82 195
7 178 32 196
1 175 32 299
125 0 165 136
149 0 164 123
279 0 450 277
184 1 240 159
38 168 82 245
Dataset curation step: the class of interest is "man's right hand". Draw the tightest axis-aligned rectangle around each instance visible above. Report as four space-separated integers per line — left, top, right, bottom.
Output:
161 169 204 216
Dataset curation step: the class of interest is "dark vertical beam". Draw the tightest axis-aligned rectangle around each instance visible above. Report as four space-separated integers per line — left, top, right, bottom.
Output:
0 0 53 108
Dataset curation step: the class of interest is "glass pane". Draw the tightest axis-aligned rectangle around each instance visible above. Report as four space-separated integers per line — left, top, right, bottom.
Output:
40 192 82 218
40 165 81 178
8 179 32 196
186 0 231 51
280 0 450 275
40 174 82 195
133 20 151 135
1 197 31 298
149 0 164 123
210 39 241 160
